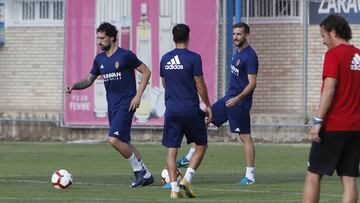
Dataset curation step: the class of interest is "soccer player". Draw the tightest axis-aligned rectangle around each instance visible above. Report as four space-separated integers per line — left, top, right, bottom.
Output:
302 14 360 203
160 24 212 199
65 22 154 188
177 22 258 185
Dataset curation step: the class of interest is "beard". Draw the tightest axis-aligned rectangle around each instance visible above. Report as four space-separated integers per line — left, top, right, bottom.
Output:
234 38 245 48
100 44 111 51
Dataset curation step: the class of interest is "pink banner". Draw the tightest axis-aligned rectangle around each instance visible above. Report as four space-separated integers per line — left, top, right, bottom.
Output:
63 0 218 127
64 0 100 125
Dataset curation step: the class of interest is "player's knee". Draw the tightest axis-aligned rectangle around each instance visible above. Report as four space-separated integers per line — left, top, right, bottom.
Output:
107 136 121 146
239 134 252 143
341 176 357 186
195 144 208 152
202 144 208 152
107 137 115 146
306 171 322 182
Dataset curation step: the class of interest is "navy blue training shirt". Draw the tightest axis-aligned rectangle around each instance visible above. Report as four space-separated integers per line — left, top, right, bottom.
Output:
160 48 203 116
91 48 142 111
226 45 258 109
225 46 259 109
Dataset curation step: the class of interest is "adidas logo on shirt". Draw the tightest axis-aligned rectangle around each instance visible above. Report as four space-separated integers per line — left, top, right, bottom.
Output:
351 53 360 71
165 55 184 70
100 65 105 69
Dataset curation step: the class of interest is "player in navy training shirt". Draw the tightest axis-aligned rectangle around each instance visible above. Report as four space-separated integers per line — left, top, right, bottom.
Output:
213 22 258 185
65 22 154 188
177 22 259 185
160 24 212 199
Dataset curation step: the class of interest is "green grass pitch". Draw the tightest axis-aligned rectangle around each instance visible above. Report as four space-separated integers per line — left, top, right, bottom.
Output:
0 142 349 202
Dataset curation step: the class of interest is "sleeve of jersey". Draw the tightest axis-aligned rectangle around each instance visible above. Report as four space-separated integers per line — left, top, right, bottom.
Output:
90 57 100 76
322 51 339 79
192 55 203 76
246 52 259 74
127 50 143 69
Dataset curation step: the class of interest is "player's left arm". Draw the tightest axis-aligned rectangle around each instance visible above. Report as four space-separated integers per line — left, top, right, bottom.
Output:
195 76 212 124
129 63 151 111
310 77 337 143
226 74 257 107
161 77 165 88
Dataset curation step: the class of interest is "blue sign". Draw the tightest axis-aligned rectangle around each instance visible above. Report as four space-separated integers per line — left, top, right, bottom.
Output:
309 0 360 24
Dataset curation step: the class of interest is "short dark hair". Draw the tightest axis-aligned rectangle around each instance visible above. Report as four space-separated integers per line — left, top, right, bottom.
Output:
96 22 118 42
172 24 190 43
320 14 352 41
233 22 250 34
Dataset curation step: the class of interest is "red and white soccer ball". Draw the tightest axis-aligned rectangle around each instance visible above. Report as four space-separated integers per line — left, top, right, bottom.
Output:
51 169 73 189
161 167 182 184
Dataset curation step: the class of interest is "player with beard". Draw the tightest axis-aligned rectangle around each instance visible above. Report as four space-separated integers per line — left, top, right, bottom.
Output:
213 22 258 185
65 22 154 188
177 22 259 185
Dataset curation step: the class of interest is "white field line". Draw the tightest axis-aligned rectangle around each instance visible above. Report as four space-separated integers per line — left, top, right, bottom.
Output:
0 179 341 199
0 196 302 202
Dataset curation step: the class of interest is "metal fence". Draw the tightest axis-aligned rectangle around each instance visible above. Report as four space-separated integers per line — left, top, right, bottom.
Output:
1 0 360 127
218 0 360 125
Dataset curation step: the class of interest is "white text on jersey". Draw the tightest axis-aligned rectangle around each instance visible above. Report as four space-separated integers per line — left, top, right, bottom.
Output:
231 65 239 76
103 72 122 81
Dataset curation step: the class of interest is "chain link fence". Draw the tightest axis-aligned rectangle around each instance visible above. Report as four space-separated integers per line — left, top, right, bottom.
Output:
218 0 360 125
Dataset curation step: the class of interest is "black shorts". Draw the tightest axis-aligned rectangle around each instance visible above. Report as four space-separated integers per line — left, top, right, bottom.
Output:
162 111 207 148
308 130 360 177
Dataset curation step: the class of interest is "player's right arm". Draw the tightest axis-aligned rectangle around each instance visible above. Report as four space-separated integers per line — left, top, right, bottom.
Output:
310 77 337 143
65 73 97 94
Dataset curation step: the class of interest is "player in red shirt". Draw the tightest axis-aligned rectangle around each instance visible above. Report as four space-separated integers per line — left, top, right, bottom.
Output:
303 14 360 203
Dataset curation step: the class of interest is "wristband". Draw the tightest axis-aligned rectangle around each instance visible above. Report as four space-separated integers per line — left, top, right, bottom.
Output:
312 117 323 125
